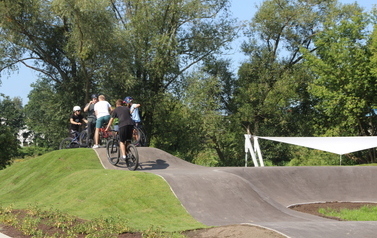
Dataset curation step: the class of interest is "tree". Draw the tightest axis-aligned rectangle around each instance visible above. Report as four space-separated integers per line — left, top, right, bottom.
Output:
233 0 341 164
0 124 20 169
109 0 238 141
301 4 377 163
24 79 68 148
0 94 25 136
1 0 238 149
303 4 374 136
0 95 23 168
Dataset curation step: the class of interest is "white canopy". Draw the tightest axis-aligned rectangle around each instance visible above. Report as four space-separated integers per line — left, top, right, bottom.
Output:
258 136 377 155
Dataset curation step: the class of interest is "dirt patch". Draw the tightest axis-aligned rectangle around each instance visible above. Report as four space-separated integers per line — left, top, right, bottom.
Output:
183 224 286 238
290 201 377 221
2 202 377 238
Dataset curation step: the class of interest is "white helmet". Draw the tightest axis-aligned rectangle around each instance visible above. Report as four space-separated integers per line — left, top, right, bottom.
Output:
73 106 81 111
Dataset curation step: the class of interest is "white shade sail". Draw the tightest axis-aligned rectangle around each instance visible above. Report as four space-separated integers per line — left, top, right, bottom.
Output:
258 136 377 155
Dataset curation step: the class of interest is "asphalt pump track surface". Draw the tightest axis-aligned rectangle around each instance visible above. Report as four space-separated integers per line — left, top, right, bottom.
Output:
95 147 377 238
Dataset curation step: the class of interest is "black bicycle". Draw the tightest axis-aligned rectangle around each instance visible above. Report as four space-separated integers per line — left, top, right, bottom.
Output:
59 129 91 149
131 125 147 147
106 131 139 171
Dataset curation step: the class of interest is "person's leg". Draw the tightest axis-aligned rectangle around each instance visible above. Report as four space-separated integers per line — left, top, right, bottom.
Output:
94 128 99 145
118 126 127 158
87 119 95 139
125 125 133 156
93 117 102 147
119 141 126 158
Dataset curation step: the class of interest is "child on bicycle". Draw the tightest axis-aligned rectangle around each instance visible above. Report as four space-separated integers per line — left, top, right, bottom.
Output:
105 99 134 160
70 106 87 139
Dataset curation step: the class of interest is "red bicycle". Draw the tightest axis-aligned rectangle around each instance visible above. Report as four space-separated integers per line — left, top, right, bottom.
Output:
98 124 114 146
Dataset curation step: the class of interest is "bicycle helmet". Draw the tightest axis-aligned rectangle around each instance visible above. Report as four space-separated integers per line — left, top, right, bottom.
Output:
123 96 133 104
73 106 81 111
91 94 98 99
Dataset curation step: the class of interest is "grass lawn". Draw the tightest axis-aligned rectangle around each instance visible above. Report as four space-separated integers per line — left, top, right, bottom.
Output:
319 205 377 221
0 149 207 233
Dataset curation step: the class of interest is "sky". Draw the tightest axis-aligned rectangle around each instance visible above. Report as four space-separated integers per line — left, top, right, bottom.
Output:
0 0 375 106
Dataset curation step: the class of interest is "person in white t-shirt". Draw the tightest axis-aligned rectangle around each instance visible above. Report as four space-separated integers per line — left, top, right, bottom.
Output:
92 95 112 148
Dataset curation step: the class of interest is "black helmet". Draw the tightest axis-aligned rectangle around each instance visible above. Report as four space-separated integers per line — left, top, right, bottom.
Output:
91 94 98 99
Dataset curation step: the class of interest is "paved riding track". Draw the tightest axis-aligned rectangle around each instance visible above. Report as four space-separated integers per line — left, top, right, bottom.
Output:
95 147 377 238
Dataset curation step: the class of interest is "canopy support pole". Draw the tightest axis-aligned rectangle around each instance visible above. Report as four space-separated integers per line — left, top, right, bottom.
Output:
244 135 264 167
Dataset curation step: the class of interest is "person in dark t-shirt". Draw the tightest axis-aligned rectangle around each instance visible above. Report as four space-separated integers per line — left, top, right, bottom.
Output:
70 106 87 138
106 99 134 160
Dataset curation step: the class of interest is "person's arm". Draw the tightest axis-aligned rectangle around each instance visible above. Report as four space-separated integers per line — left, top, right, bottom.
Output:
108 103 113 113
130 104 140 113
70 117 81 125
70 117 76 124
82 118 88 124
106 117 114 131
83 103 90 112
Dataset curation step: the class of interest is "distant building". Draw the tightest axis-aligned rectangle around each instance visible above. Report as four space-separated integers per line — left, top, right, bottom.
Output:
17 127 33 147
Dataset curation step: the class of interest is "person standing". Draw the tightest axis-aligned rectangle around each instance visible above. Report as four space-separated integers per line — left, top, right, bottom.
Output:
124 96 141 126
92 95 112 148
106 99 134 160
83 94 98 141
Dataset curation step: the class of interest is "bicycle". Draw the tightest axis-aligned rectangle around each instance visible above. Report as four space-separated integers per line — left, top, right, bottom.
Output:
78 128 94 148
131 125 147 147
90 124 114 148
59 130 89 149
106 130 140 171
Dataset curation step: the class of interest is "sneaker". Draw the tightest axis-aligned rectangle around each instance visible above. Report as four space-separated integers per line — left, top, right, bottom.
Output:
92 144 99 149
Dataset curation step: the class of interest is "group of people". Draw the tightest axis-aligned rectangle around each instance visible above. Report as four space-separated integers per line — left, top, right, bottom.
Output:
70 94 141 159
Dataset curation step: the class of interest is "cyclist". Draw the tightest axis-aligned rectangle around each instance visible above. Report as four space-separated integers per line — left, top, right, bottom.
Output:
70 106 87 139
93 95 113 148
123 96 141 126
105 99 134 160
83 94 98 140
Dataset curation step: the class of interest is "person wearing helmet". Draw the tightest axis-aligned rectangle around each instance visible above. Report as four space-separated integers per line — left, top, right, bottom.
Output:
123 96 141 126
83 94 98 140
70 106 87 138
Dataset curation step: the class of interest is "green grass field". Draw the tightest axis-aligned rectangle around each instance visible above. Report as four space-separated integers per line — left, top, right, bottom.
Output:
319 205 377 221
0 149 207 233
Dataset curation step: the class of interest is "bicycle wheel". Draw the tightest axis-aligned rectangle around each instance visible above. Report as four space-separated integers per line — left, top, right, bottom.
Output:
79 130 89 147
139 128 147 146
59 138 76 149
126 144 139 171
131 127 141 146
106 139 120 165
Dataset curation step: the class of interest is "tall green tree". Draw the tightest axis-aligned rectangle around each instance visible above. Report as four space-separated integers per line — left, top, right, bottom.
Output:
302 4 376 163
0 124 20 169
0 95 23 169
24 79 68 148
234 0 340 164
110 0 238 140
174 59 242 166
236 0 340 135
302 4 374 137
0 95 25 136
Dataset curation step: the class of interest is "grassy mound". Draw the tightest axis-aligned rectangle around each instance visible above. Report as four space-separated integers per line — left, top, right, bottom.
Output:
0 149 206 232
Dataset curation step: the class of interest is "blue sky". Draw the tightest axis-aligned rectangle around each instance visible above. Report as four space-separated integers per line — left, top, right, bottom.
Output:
0 0 375 105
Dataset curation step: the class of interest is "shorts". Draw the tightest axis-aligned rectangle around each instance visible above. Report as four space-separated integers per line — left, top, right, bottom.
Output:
118 125 134 143
96 115 111 128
